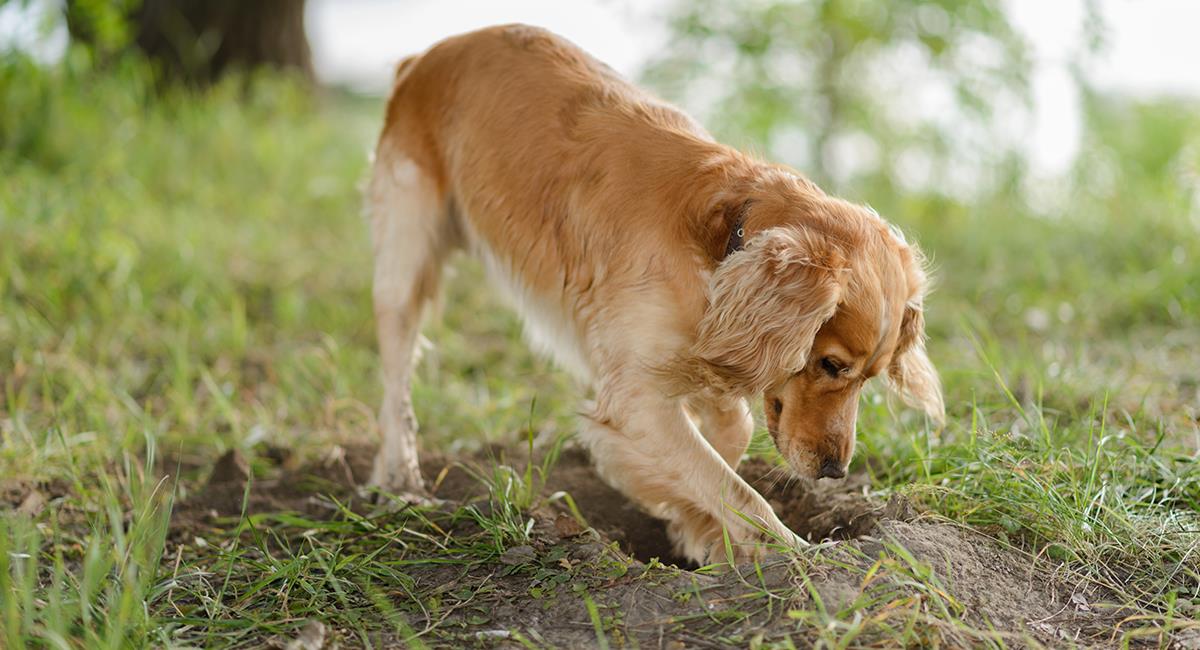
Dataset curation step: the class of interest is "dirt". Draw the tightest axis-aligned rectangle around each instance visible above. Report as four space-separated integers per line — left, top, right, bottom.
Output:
165 442 1131 648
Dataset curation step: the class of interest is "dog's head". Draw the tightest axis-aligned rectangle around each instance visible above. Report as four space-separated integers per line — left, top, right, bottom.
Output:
685 176 943 479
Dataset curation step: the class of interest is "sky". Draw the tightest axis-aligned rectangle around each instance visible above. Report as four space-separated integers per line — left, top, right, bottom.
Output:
306 0 668 90
1006 0 1200 172
304 0 1200 177
3 0 1199 176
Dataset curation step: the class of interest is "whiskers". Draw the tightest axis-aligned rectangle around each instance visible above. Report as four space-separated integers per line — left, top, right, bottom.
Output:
759 461 792 497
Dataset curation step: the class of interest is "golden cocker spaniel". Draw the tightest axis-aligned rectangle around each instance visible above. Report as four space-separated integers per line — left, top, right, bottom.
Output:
366 24 944 563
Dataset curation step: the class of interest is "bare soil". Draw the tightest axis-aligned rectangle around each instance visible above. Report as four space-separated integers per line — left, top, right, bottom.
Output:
165 443 1128 648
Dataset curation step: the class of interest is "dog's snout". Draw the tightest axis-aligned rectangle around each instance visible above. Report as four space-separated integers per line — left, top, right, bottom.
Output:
818 459 846 480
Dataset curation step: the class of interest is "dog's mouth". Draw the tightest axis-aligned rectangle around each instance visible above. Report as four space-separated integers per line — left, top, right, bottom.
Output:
766 428 811 480
764 403 850 480
769 432 851 481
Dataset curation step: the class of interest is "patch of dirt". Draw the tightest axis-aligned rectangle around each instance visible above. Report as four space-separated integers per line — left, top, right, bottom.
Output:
167 442 1128 647
168 444 372 539
1 478 71 517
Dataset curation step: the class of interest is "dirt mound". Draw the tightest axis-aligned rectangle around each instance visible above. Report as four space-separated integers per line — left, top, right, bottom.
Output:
171 443 1120 647
864 520 1111 643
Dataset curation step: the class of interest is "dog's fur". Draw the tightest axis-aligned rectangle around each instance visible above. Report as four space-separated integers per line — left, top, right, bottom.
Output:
366 24 944 562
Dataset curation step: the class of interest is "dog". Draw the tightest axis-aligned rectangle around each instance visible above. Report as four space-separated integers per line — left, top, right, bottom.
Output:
365 24 944 563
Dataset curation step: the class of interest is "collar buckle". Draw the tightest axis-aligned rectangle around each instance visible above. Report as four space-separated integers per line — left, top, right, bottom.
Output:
724 217 745 258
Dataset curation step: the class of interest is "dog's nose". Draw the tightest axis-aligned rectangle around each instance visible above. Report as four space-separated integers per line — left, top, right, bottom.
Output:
819 459 846 479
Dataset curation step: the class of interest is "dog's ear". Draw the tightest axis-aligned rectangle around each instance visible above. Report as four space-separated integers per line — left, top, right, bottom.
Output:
886 295 945 424
680 227 846 396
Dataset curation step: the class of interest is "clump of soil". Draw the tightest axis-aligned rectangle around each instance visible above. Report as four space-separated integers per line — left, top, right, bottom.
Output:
743 457 884 541
1 478 72 519
170 442 1122 647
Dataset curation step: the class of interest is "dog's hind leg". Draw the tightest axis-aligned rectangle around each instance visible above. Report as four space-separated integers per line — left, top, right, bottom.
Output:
366 146 454 496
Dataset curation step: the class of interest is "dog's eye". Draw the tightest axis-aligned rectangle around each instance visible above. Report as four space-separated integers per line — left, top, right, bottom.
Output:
820 357 844 377
772 399 783 416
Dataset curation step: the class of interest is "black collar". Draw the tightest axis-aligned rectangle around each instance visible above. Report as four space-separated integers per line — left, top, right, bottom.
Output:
724 215 746 258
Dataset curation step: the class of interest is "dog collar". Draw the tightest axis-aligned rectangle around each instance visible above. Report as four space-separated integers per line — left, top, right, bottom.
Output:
724 216 745 258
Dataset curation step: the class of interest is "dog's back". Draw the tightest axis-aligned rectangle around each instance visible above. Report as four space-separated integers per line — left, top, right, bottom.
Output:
373 25 737 374
378 24 726 251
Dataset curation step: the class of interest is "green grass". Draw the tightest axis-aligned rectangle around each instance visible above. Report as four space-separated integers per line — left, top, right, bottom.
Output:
2 54 1198 647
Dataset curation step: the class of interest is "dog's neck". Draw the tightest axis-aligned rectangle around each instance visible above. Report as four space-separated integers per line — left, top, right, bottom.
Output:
701 171 827 264
672 147 831 265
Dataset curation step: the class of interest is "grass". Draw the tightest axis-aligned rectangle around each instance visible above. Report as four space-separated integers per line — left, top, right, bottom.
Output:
1 53 1198 647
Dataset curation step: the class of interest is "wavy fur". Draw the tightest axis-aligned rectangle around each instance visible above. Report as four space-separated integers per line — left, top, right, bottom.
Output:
673 227 847 396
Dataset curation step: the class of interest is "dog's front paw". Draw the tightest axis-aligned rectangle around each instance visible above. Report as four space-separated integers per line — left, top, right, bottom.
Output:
669 511 805 565
365 488 443 511
667 513 722 563
359 482 444 511
367 453 423 489
361 464 436 508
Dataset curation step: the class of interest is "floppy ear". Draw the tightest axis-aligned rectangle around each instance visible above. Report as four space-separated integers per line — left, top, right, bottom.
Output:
887 300 945 423
675 227 846 396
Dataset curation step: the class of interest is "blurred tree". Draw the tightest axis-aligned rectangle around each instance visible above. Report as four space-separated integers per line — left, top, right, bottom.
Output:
1071 89 1200 225
643 0 1031 195
64 0 312 84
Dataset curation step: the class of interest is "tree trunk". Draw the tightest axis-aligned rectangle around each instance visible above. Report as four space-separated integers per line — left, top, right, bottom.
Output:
67 0 313 85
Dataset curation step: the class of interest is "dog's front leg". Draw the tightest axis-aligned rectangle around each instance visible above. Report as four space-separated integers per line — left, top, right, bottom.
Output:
685 395 754 470
581 389 801 564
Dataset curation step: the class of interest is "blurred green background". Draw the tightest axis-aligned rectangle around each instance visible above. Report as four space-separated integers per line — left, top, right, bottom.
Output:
3 0 1194 463
1 0 1198 646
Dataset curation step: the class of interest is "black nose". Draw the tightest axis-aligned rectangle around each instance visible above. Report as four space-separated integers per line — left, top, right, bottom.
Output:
819 460 846 479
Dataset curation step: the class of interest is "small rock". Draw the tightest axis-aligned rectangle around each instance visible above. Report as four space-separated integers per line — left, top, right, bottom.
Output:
882 494 915 521
17 489 45 516
207 450 250 487
1174 628 1200 650
554 513 584 538
260 444 294 468
500 545 537 566
285 620 326 650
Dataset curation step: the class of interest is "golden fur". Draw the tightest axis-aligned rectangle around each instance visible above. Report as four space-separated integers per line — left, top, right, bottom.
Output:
366 24 944 563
